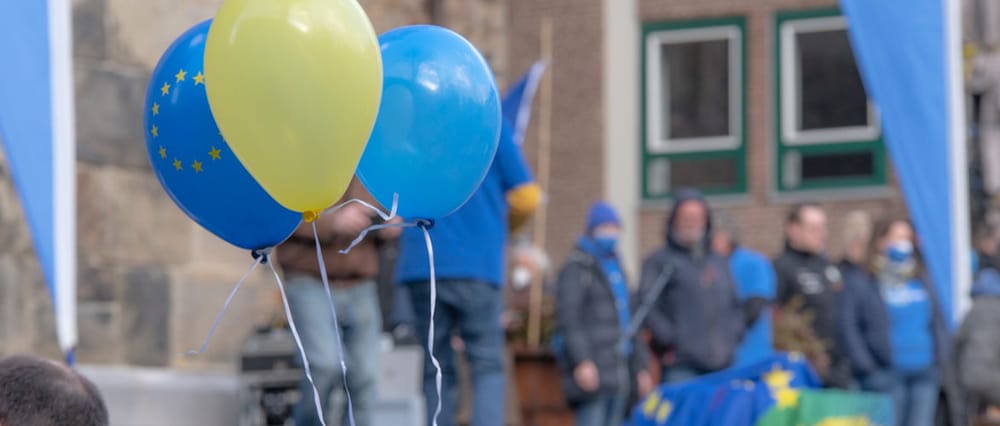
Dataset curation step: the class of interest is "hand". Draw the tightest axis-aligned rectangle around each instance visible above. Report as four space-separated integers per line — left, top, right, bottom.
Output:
986 405 1000 420
573 360 599 392
637 370 654 397
332 204 372 236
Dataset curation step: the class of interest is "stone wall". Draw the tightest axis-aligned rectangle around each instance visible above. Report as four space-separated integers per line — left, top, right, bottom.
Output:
1 0 507 370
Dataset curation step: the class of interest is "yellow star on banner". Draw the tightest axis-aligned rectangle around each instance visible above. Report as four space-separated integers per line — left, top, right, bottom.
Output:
208 147 221 160
642 393 660 417
158 146 167 159
175 69 187 82
160 82 171 96
152 102 160 116
173 158 182 171
656 401 673 423
192 160 203 173
774 388 800 409
193 71 205 86
151 125 159 138
764 366 793 390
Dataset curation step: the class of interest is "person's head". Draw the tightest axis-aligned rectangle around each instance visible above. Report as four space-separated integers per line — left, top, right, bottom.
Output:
785 202 827 255
0 355 108 426
586 201 622 252
841 210 873 265
974 222 1000 257
668 188 709 249
868 217 922 275
711 210 740 257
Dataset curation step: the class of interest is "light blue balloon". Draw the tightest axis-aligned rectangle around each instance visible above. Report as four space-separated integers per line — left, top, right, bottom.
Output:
357 25 501 220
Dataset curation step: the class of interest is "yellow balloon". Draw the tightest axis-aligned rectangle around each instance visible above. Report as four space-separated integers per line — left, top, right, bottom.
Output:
205 0 382 216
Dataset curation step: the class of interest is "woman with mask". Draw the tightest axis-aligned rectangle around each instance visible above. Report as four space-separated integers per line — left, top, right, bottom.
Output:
554 202 652 426
839 217 949 426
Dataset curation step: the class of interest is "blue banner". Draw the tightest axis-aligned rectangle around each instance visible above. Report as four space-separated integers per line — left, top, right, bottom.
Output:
839 0 970 323
0 0 78 357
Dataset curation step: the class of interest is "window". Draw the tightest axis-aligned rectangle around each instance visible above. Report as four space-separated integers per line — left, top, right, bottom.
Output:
775 10 886 191
642 17 747 200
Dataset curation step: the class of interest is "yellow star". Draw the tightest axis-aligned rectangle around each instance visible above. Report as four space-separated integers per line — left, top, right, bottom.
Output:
764 366 793 390
193 71 205 86
774 388 800 408
151 125 159 138
175 69 187 82
192 160 203 173
160 82 171 96
152 102 160 116
208 147 222 160
173 158 182 171
655 401 673 423
158 146 167 159
642 393 660 416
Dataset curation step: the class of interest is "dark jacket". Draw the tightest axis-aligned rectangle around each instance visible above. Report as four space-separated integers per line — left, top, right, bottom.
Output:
955 269 1000 408
773 246 852 388
639 189 744 373
554 247 649 405
839 267 950 378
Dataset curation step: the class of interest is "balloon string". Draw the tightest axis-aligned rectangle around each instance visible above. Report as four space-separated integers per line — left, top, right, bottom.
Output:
420 223 443 426
183 254 264 356
268 260 327 426
323 193 399 221
339 222 418 254
312 222 356 426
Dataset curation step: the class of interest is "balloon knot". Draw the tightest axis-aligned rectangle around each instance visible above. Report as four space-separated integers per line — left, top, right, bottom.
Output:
415 219 435 230
302 210 321 223
252 247 272 264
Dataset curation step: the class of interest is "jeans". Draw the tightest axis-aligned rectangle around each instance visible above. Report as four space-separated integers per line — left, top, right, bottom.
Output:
286 277 382 426
860 368 939 426
409 279 505 426
574 394 627 426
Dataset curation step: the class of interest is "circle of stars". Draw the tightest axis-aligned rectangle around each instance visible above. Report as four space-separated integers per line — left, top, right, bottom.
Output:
150 68 217 175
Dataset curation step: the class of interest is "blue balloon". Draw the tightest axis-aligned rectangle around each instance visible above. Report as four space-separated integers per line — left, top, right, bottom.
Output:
143 20 300 250
357 25 501 220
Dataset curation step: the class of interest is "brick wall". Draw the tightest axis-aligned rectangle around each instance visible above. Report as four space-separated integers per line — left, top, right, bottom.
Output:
634 0 907 259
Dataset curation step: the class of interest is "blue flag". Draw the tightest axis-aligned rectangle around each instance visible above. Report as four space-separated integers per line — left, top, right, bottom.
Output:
629 353 820 426
0 0 78 359
502 61 547 146
839 0 970 324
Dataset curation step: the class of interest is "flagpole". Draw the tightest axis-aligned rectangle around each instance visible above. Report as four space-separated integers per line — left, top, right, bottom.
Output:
947 0 972 322
527 16 553 348
48 0 78 362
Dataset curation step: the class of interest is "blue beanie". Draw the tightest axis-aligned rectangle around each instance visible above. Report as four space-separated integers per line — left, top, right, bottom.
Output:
587 202 621 234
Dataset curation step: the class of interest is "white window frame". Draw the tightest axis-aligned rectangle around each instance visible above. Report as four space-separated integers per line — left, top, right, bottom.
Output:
645 26 742 154
780 16 880 146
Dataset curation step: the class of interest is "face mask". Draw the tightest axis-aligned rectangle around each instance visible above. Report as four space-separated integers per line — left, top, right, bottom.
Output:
511 266 532 290
886 240 914 263
594 235 619 253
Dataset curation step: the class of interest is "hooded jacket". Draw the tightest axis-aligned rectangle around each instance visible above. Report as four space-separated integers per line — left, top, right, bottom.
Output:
955 268 1000 408
639 189 744 372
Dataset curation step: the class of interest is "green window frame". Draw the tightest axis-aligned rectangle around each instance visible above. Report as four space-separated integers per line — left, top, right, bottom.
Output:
774 8 887 192
640 17 748 201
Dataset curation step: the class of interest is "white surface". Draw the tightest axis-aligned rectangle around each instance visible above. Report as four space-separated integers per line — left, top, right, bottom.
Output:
78 345 425 426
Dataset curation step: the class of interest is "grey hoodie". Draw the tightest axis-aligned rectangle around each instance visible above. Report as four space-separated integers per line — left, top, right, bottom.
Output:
638 189 745 372
955 268 1000 408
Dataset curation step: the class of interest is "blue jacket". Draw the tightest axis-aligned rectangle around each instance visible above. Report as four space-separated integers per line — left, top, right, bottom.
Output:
838 267 949 376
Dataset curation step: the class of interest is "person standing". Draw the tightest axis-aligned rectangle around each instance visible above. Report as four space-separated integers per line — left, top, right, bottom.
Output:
712 211 777 368
839 218 949 426
772 203 852 388
276 178 400 426
640 189 744 383
555 202 652 426
395 123 541 426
